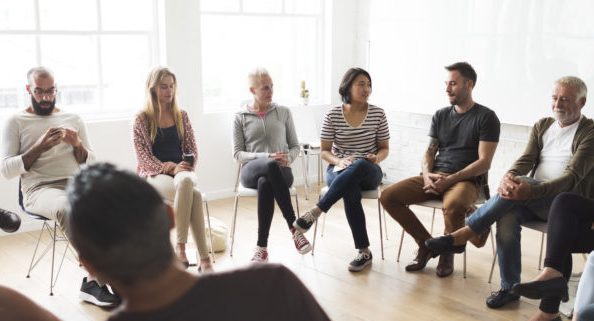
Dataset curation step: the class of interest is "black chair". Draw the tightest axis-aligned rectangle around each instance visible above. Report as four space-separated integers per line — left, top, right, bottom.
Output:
19 180 71 296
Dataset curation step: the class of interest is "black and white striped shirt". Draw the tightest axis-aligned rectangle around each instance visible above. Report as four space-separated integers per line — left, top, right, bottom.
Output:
320 105 390 158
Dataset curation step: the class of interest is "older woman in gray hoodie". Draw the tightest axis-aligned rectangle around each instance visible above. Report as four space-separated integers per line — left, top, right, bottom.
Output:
232 68 311 263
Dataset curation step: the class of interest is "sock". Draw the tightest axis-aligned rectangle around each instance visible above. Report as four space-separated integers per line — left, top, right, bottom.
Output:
360 247 371 254
309 206 323 218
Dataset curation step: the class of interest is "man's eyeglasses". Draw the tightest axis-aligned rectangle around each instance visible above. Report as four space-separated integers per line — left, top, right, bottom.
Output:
32 87 58 96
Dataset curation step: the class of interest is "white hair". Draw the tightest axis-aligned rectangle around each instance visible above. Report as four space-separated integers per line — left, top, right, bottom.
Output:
247 67 270 88
556 76 587 101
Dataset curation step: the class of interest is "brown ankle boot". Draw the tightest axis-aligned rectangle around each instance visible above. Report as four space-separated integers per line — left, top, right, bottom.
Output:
405 245 438 272
436 253 454 277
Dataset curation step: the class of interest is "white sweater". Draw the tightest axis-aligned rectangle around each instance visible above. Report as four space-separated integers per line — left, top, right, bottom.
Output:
0 110 94 194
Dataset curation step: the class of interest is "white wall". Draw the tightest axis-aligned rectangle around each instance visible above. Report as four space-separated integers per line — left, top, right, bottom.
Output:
0 0 357 234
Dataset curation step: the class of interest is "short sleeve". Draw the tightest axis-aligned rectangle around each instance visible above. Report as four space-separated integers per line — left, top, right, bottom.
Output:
479 110 501 142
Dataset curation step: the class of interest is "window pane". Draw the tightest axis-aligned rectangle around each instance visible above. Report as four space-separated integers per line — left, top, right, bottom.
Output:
284 0 320 14
201 15 320 110
0 0 35 29
39 0 97 30
0 36 36 110
200 0 239 12
101 0 153 30
243 0 282 13
101 35 151 114
40 35 99 111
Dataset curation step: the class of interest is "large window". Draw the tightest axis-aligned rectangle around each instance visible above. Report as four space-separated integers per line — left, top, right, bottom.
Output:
200 0 330 112
0 0 160 119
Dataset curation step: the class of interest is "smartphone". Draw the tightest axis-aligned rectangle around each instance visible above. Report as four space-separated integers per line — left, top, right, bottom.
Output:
182 153 194 166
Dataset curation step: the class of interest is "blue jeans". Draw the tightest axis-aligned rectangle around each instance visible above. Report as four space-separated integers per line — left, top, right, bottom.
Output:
318 159 383 249
466 190 553 289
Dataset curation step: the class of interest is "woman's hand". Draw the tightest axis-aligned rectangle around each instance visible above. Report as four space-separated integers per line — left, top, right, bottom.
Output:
336 157 353 169
269 152 289 167
162 162 177 175
173 161 193 175
365 153 378 164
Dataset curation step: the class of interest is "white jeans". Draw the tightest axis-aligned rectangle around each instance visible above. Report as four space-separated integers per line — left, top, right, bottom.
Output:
24 179 69 229
147 171 209 260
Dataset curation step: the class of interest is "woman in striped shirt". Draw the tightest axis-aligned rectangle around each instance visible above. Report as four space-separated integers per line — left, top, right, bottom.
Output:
294 68 390 272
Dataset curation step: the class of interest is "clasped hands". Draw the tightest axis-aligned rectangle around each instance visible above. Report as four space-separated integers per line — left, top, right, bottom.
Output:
422 173 454 195
269 152 289 167
497 173 531 200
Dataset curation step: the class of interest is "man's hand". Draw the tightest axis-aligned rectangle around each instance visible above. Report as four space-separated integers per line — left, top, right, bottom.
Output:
422 172 444 195
499 174 531 200
269 152 289 167
62 127 82 147
173 161 193 175
35 127 63 152
433 175 455 194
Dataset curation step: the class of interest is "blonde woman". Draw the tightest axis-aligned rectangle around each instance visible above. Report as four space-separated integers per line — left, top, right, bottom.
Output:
133 67 213 272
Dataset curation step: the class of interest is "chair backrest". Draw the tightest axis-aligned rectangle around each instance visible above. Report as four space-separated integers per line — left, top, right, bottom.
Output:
17 179 25 211
477 172 491 201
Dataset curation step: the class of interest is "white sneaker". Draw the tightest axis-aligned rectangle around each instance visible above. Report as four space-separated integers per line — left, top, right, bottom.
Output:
251 246 269 263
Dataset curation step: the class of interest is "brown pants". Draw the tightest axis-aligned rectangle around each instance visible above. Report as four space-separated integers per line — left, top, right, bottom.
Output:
380 175 479 246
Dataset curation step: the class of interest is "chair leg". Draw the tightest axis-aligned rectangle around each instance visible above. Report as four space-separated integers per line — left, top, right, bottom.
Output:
311 220 319 256
463 250 467 279
301 152 309 200
377 199 384 260
488 250 497 283
26 222 48 278
230 194 240 257
50 221 57 296
397 229 405 262
430 209 436 234
383 207 389 240
203 198 216 263
538 232 545 270
294 193 300 217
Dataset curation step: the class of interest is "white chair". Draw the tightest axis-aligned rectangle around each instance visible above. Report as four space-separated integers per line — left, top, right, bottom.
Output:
311 185 385 259
396 176 493 278
19 180 73 296
229 165 300 257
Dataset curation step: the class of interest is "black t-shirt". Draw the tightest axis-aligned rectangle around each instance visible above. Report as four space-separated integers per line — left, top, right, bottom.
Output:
151 125 182 164
107 264 330 321
429 104 500 173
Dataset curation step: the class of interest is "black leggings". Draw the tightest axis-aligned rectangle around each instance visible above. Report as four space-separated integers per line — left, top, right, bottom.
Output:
539 193 594 314
241 158 295 247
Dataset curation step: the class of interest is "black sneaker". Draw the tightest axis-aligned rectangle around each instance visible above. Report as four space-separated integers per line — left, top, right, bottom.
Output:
348 250 372 272
79 277 120 308
293 209 320 233
486 289 520 309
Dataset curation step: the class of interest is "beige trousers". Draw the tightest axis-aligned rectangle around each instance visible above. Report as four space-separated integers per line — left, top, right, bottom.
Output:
147 172 209 260
24 179 69 230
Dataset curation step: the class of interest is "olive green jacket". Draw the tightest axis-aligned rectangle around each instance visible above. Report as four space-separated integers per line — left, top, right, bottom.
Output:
508 116 594 199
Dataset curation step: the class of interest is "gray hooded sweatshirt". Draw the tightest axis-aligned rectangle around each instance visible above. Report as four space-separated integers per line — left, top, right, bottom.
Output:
232 103 300 164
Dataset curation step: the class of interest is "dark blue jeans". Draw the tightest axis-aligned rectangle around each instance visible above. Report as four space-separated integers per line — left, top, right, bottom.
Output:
318 159 383 249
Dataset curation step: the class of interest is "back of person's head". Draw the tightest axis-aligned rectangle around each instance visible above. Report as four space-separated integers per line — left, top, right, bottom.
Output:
555 76 587 101
338 67 372 104
445 62 477 88
66 163 173 285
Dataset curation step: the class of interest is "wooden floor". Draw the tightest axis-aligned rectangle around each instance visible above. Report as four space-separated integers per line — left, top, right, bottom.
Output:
0 185 585 321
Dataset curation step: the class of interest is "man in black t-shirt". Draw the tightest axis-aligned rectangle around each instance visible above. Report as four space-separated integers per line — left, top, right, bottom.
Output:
380 62 500 277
